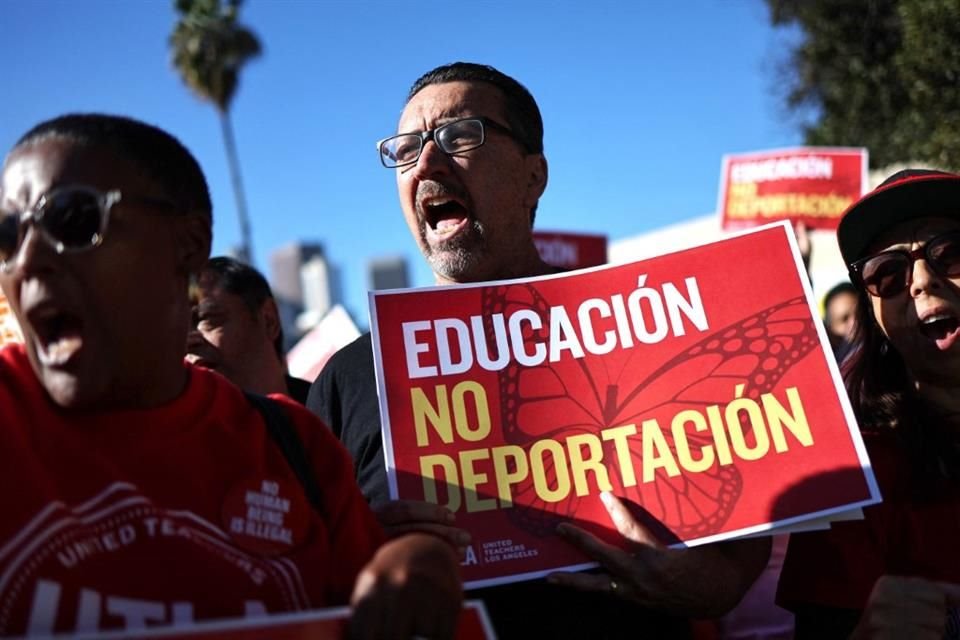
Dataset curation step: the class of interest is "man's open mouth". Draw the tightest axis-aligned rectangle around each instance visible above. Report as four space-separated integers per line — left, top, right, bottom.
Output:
28 305 84 367
185 353 218 370
421 196 470 240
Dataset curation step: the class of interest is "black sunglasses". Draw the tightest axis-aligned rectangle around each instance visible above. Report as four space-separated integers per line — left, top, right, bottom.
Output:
0 185 177 273
849 231 960 298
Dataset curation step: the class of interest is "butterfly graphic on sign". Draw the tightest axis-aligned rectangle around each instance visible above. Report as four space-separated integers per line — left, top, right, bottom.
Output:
480 281 819 541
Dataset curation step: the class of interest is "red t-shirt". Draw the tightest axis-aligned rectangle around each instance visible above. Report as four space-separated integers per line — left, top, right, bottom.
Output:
778 429 960 611
0 344 385 636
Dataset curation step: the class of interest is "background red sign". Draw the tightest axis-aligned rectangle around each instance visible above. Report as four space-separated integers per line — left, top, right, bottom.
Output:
533 231 607 270
80 602 495 639
717 147 868 231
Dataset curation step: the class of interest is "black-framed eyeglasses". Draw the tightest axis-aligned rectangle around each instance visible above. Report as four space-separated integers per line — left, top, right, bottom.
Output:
0 185 178 273
377 116 525 168
849 231 960 298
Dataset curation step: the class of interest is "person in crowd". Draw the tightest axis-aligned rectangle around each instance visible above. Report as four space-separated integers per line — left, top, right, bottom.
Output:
0 114 460 638
187 256 311 403
308 61 770 638
823 281 858 360
778 169 960 639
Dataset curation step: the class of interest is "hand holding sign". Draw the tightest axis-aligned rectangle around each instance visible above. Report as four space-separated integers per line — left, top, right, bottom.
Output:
852 575 960 640
546 492 771 618
350 533 463 640
375 499 472 554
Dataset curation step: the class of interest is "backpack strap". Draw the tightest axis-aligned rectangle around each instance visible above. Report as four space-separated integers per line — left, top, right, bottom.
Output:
244 391 325 517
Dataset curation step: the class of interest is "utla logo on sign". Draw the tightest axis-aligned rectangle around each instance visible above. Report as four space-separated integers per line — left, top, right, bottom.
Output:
717 147 868 231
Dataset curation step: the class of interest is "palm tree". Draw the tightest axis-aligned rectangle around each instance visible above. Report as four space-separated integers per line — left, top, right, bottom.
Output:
170 0 261 264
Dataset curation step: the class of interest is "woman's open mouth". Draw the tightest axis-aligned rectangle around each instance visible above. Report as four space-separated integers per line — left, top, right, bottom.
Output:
920 311 960 351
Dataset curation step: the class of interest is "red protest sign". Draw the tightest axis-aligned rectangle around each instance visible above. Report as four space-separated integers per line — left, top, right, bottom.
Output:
718 147 868 231
370 224 878 588
79 601 495 639
533 231 607 270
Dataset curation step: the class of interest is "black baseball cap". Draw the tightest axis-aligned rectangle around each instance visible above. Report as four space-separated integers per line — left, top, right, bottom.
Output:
837 169 960 265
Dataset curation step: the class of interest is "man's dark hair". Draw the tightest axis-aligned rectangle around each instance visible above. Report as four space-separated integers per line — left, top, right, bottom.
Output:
823 281 857 322
407 62 545 224
201 256 284 358
9 113 212 223
407 62 544 156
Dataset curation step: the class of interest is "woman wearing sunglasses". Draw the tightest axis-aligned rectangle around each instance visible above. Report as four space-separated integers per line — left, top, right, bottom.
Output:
777 169 960 639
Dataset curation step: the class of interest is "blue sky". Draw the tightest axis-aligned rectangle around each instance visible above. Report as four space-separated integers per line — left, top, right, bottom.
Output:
1 0 801 326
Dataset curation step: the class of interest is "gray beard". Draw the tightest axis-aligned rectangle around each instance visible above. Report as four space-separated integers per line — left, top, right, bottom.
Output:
420 218 488 281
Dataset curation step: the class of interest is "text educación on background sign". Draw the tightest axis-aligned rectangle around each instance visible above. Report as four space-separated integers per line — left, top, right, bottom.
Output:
718 147 868 231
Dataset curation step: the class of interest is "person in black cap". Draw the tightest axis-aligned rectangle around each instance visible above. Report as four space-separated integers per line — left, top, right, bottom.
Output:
777 169 960 638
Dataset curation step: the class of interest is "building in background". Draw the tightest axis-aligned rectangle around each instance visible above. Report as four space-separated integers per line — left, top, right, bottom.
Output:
298 253 343 332
268 242 343 351
367 256 410 291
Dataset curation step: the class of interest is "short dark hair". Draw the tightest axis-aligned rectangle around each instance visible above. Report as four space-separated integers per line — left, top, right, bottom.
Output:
8 113 212 223
201 256 284 358
823 281 857 321
407 62 545 225
408 62 544 155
